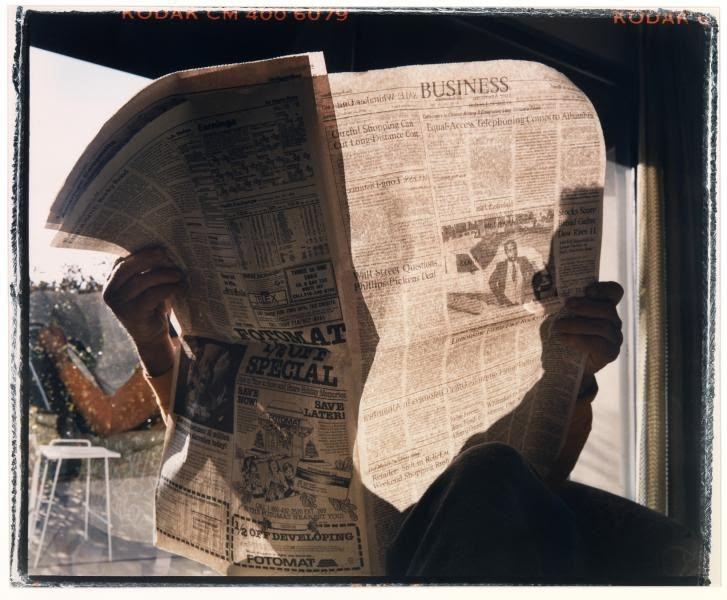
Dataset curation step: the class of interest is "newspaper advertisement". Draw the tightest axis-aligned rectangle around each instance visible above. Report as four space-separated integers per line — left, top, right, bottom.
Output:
159 335 365 575
47 54 604 575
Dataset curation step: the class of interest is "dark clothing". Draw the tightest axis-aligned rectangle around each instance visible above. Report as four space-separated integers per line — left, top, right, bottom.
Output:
489 257 536 306
386 443 703 582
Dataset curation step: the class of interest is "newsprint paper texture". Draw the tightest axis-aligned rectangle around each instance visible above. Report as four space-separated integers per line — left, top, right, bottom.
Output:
48 52 605 575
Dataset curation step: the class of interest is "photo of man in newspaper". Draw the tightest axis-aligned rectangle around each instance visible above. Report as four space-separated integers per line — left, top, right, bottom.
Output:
489 239 537 306
444 209 556 317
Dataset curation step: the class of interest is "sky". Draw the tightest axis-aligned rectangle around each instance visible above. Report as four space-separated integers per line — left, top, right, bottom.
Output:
29 46 150 283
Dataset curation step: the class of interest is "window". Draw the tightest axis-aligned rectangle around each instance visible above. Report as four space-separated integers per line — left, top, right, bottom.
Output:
14 8 714 582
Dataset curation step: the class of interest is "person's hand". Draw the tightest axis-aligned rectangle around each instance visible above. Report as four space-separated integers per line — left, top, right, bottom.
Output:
556 281 624 376
103 246 186 376
37 323 68 359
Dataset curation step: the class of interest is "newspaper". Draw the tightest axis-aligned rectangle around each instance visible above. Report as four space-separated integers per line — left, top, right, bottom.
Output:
47 53 605 575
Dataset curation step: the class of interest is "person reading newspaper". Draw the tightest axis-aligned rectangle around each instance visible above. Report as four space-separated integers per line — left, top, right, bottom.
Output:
46 54 701 580
98 246 699 579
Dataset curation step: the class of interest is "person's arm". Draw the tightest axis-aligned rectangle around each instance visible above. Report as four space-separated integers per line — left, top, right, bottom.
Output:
38 324 161 436
102 246 187 426
141 347 178 424
545 373 598 485
547 281 624 485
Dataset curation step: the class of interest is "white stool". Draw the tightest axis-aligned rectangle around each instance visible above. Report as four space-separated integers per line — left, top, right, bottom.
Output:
30 439 121 568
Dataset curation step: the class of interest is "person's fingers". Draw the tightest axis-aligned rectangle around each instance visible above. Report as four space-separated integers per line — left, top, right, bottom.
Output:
584 281 624 304
555 316 623 346
110 268 183 307
126 282 186 314
564 297 622 328
103 246 169 295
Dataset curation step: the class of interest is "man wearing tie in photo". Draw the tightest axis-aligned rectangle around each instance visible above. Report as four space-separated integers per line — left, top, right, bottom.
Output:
488 239 535 306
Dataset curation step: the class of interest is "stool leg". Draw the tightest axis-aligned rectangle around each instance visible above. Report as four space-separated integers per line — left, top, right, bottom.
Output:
104 457 112 562
84 458 91 539
30 456 47 538
34 458 61 569
29 454 41 525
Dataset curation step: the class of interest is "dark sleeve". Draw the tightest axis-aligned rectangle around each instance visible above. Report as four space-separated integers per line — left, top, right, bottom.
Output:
489 262 505 303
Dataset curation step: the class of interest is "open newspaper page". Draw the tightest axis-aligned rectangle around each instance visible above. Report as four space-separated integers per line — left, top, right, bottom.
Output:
316 61 605 570
48 54 371 575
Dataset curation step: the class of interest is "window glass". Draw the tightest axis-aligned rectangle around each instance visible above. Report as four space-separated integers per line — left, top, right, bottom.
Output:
28 47 217 576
